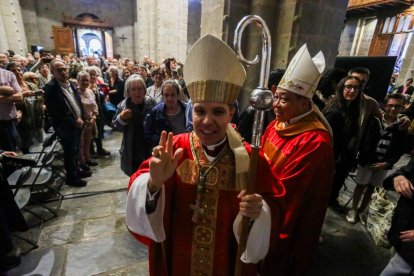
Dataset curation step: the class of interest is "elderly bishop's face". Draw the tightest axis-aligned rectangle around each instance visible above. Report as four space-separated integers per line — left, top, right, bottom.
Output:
192 102 234 146
272 88 310 123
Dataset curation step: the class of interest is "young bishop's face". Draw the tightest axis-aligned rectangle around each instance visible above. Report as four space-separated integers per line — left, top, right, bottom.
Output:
192 102 234 146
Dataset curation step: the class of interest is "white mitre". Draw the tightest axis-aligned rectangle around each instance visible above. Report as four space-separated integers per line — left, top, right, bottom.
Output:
278 44 325 98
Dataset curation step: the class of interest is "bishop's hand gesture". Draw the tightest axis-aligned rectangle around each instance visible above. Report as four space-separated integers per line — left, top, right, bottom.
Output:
148 131 183 193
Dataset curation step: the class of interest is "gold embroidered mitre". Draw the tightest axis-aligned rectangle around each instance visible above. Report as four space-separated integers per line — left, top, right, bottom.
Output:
184 34 246 104
278 44 325 98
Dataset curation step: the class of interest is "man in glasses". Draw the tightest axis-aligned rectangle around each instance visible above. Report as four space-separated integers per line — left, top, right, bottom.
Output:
346 93 407 224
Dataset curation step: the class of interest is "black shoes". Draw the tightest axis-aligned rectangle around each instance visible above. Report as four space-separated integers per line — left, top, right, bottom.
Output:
80 164 91 171
79 170 92 178
97 148 111 156
66 179 87 187
0 255 21 272
86 160 98 166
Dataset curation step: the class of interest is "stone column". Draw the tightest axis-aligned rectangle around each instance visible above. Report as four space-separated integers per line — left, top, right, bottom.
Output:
19 0 41 49
0 0 28 54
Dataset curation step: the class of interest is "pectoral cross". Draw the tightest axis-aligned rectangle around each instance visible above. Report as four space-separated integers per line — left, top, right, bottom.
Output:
190 199 204 223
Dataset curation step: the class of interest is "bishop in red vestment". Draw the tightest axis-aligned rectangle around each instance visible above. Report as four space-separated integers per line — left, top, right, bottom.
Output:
259 45 335 276
125 35 283 276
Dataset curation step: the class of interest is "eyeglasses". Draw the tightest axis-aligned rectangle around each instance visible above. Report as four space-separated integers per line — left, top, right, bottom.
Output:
344 85 360 91
385 104 404 109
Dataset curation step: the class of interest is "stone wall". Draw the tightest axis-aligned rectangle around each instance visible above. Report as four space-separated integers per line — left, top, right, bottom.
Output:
0 0 28 54
18 0 188 61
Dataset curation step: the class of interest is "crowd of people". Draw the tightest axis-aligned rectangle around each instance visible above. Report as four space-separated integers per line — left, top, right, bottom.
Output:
1 36 414 275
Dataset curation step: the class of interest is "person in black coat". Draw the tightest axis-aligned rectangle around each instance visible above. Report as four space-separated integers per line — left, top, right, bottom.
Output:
44 60 89 187
381 158 414 275
0 150 29 272
346 93 407 224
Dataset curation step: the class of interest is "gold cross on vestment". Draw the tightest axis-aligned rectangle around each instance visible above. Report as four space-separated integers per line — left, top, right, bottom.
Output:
190 198 204 223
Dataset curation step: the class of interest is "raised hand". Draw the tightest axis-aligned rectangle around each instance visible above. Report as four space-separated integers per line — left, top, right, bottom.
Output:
148 131 183 193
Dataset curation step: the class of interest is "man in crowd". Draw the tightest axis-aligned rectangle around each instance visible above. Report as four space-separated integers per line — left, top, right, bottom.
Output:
0 52 9 69
147 67 164 103
259 45 335 275
0 67 23 151
44 60 90 187
126 34 278 275
381 156 414 275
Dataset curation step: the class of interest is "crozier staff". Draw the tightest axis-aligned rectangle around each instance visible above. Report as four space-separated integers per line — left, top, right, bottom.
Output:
125 34 281 276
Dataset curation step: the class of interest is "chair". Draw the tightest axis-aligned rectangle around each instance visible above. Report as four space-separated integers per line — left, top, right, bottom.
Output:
2 157 42 253
7 141 64 221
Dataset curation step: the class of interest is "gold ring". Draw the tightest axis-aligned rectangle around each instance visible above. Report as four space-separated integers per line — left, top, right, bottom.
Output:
152 148 160 158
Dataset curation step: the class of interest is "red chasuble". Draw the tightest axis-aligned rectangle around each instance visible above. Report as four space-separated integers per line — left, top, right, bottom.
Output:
127 132 281 276
259 112 334 276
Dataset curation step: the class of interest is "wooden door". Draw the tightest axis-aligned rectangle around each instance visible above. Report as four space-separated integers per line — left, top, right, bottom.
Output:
52 26 74 54
369 34 392 56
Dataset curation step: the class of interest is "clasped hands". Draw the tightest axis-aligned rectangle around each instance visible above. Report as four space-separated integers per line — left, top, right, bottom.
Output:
147 131 263 220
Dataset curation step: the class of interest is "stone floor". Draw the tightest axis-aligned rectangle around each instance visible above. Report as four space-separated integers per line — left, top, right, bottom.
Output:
5 129 408 276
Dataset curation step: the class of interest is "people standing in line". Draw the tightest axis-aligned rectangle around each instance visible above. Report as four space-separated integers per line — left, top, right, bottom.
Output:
346 93 407 224
126 35 276 276
327 67 383 212
108 65 124 106
259 44 334 276
77 71 99 172
36 64 52 89
146 67 164 104
6 62 44 153
144 80 187 148
395 78 414 98
324 76 365 211
0 67 23 152
380 158 414 275
86 66 111 157
44 60 90 187
112 74 155 176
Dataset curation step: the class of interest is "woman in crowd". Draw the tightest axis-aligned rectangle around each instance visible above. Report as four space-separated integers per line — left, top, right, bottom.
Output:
86 66 110 157
323 76 363 209
144 80 187 148
122 67 132 81
108 65 124 106
6 62 44 153
112 74 155 176
77 71 99 172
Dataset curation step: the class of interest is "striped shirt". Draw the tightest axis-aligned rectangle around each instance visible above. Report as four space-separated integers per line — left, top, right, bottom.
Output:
375 116 398 161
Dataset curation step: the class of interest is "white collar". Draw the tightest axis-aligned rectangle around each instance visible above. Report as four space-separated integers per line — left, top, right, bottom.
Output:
285 109 313 126
205 136 227 150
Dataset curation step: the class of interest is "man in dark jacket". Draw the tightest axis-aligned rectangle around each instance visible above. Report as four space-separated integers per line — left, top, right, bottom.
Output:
381 159 414 275
0 150 29 272
44 60 89 187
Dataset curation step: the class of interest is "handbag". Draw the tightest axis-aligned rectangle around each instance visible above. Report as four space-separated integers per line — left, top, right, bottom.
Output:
366 187 396 248
103 102 117 123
